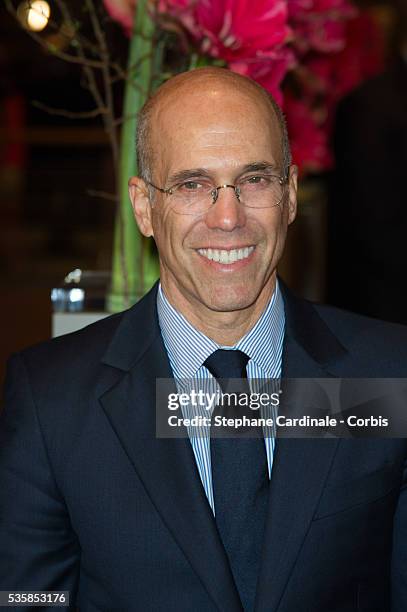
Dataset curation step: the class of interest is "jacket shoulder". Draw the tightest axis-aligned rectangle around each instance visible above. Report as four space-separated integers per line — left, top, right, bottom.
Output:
20 310 124 370
314 302 407 374
8 311 127 404
314 302 407 340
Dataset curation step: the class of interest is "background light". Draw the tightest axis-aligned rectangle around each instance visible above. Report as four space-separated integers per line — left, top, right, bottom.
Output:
22 0 51 32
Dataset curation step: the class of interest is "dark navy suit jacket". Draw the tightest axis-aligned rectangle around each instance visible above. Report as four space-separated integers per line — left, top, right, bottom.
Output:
1 282 407 611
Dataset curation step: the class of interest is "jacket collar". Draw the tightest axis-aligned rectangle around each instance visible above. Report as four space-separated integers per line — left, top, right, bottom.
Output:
101 279 347 374
101 282 161 371
279 279 347 373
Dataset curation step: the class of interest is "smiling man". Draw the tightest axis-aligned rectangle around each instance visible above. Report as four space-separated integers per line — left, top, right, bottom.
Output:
129 68 297 345
1 67 407 612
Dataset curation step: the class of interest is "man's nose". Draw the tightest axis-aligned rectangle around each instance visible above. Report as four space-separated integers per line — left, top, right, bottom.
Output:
204 185 246 231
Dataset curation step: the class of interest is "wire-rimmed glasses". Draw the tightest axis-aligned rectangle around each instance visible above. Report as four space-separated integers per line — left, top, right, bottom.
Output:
147 172 289 215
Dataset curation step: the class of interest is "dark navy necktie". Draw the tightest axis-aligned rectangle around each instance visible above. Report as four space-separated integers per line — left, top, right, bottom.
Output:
204 349 269 612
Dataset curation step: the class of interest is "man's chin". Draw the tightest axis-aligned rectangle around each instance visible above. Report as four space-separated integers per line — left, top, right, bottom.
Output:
199 287 261 314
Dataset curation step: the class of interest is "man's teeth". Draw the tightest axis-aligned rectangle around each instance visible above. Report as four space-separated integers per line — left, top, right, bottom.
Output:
197 246 255 264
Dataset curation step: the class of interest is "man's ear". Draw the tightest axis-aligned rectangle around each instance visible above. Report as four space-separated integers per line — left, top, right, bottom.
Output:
287 165 298 225
128 176 154 237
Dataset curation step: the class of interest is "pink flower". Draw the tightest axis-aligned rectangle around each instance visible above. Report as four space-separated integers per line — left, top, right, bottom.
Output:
194 0 290 62
230 49 296 104
104 0 382 176
157 0 198 39
284 8 385 175
328 10 385 99
294 10 384 106
288 0 355 54
160 0 291 64
284 92 333 174
162 0 294 102
103 0 136 36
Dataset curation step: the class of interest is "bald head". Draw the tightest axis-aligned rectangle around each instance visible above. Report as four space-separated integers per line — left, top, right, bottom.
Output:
136 67 291 184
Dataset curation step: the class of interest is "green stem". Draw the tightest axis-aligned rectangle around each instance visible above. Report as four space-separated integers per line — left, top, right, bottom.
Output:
107 0 159 313
189 54 226 69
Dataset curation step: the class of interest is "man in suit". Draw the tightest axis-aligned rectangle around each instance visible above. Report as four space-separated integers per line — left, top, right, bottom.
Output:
1 67 407 611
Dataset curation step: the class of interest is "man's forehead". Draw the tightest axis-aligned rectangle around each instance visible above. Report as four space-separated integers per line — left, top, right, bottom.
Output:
150 83 280 160
152 78 275 127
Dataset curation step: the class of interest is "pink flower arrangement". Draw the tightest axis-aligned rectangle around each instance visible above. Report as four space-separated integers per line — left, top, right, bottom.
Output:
284 8 385 174
104 0 385 175
187 0 290 61
162 0 293 102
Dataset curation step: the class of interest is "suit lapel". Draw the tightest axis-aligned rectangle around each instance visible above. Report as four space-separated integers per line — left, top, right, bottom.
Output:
99 285 242 612
255 283 347 611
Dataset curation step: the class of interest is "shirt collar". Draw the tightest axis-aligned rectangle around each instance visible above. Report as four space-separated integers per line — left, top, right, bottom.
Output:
157 280 285 379
235 282 285 376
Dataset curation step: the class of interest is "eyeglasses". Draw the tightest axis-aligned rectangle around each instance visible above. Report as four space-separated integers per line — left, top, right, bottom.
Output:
147 173 289 215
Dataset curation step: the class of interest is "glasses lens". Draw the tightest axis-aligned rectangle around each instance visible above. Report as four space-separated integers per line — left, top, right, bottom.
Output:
238 175 285 208
171 180 215 215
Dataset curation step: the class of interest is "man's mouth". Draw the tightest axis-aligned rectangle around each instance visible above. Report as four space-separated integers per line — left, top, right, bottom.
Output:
196 246 255 264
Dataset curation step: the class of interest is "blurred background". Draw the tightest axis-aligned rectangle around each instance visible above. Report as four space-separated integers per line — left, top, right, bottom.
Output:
0 0 406 386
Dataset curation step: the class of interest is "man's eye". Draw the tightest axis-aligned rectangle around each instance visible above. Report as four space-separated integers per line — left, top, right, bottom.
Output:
243 175 271 185
180 181 202 191
239 175 279 190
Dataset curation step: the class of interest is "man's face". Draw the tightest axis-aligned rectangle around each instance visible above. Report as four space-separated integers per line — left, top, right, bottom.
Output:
131 81 297 318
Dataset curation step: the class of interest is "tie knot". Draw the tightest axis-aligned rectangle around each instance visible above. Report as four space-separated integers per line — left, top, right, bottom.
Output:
204 349 249 381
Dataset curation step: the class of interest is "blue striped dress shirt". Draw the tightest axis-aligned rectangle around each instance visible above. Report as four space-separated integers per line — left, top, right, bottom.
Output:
157 281 285 514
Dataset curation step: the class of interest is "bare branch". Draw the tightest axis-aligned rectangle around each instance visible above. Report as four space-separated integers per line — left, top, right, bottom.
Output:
121 52 155 83
112 112 139 127
84 0 120 179
33 31 107 68
108 71 148 95
53 0 105 116
87 189 119 203
32 101 108 119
